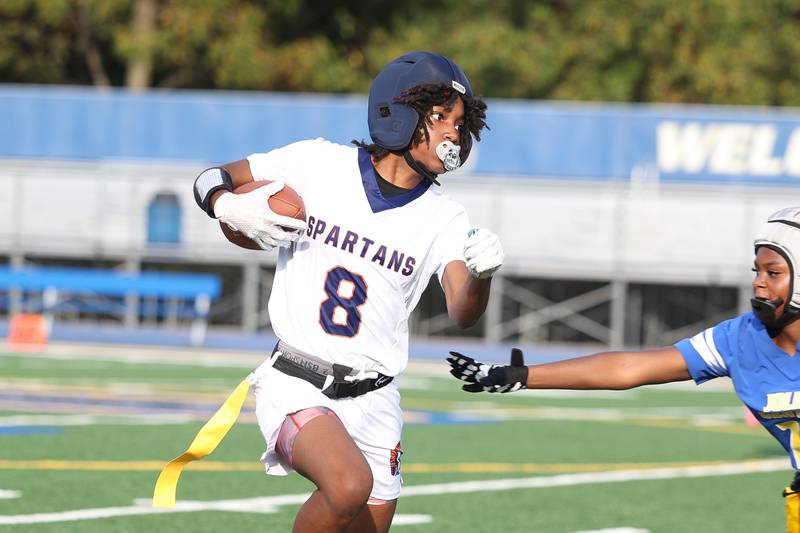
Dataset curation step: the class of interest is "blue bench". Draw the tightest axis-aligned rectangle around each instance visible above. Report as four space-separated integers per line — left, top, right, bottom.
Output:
0 266 221 345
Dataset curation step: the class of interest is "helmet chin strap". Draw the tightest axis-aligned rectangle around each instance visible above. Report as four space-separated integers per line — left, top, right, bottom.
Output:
751 297 800 337
403 151 441 186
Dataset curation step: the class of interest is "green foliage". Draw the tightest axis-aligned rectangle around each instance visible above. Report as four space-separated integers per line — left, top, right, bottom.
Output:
0 0 798 105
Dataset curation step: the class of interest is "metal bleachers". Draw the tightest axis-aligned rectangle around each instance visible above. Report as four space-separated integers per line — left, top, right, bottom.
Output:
0 266 220 346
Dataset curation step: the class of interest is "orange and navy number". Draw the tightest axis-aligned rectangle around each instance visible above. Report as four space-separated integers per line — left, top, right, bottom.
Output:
319 266 368 337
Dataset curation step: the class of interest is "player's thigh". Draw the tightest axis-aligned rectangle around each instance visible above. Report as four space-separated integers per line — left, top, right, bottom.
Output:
343 499 397 533
291 410 372 494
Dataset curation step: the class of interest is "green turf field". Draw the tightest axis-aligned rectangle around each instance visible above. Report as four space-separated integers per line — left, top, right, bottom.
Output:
0 346 791 532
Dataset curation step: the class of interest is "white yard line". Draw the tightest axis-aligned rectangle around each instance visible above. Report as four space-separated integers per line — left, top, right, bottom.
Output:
0 458 788 525
399 458 787 496
0 490 20 500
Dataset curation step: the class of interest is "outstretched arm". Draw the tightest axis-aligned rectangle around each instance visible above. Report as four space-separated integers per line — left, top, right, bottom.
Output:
448 347 692 393
526 348 691 390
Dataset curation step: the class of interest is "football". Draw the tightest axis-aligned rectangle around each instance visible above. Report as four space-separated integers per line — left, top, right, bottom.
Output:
219 180 306 250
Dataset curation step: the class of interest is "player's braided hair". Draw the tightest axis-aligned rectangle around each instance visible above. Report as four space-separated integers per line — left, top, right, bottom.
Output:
353 83 488 162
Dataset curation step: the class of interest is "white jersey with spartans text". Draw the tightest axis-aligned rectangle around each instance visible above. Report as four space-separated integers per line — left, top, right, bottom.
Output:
247 138 470 376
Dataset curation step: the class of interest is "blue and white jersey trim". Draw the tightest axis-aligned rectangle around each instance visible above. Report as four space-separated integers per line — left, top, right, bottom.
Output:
688 327 728 375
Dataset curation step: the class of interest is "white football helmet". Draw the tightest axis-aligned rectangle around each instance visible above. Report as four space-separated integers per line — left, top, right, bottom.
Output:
754 206 800 310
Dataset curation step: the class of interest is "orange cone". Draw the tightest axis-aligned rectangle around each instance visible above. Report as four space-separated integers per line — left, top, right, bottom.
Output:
7 314 48 351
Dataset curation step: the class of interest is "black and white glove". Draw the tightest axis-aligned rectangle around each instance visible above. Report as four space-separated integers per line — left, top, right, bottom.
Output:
447 349 529 393
214 181 306 251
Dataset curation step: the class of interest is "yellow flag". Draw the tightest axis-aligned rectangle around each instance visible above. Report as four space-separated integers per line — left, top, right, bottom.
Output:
152 379 251 508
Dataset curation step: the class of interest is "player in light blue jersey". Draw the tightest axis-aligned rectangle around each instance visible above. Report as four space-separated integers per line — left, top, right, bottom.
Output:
448 206 800 533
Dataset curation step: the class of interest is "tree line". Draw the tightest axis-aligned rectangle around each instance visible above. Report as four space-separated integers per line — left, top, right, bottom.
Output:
1 0 799 105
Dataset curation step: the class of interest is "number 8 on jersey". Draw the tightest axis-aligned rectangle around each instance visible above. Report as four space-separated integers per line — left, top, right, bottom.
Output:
319 266 368 337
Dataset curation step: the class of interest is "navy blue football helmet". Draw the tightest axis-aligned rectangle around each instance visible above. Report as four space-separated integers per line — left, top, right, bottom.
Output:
368 51 473 151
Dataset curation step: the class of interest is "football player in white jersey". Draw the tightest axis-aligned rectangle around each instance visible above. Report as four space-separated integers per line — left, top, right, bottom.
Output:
448 206 800 533
192 51 503 532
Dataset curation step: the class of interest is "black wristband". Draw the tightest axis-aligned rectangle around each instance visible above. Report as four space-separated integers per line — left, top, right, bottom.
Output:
506 364 529 387
194 167 234 218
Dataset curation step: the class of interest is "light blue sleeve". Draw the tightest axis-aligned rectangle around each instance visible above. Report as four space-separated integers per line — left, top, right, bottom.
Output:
674 317 737 384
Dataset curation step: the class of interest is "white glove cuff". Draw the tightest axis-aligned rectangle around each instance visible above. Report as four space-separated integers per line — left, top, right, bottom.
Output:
212 192 233 220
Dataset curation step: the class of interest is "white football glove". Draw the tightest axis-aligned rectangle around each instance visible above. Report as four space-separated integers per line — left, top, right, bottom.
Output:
464 228 503 279
213 181 306 251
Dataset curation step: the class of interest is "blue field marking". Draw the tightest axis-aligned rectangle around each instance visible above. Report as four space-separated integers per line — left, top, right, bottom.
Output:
0 392 255 415
0 394 487 424
0 426 62 436
404 410 498 425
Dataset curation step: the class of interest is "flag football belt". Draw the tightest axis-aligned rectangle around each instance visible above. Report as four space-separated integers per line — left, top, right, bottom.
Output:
271 341 393 399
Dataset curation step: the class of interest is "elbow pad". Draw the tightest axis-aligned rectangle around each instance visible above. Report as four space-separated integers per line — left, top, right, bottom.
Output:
194 167 234 218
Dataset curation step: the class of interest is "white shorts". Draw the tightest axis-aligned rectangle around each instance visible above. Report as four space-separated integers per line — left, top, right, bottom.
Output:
249 358 404 501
